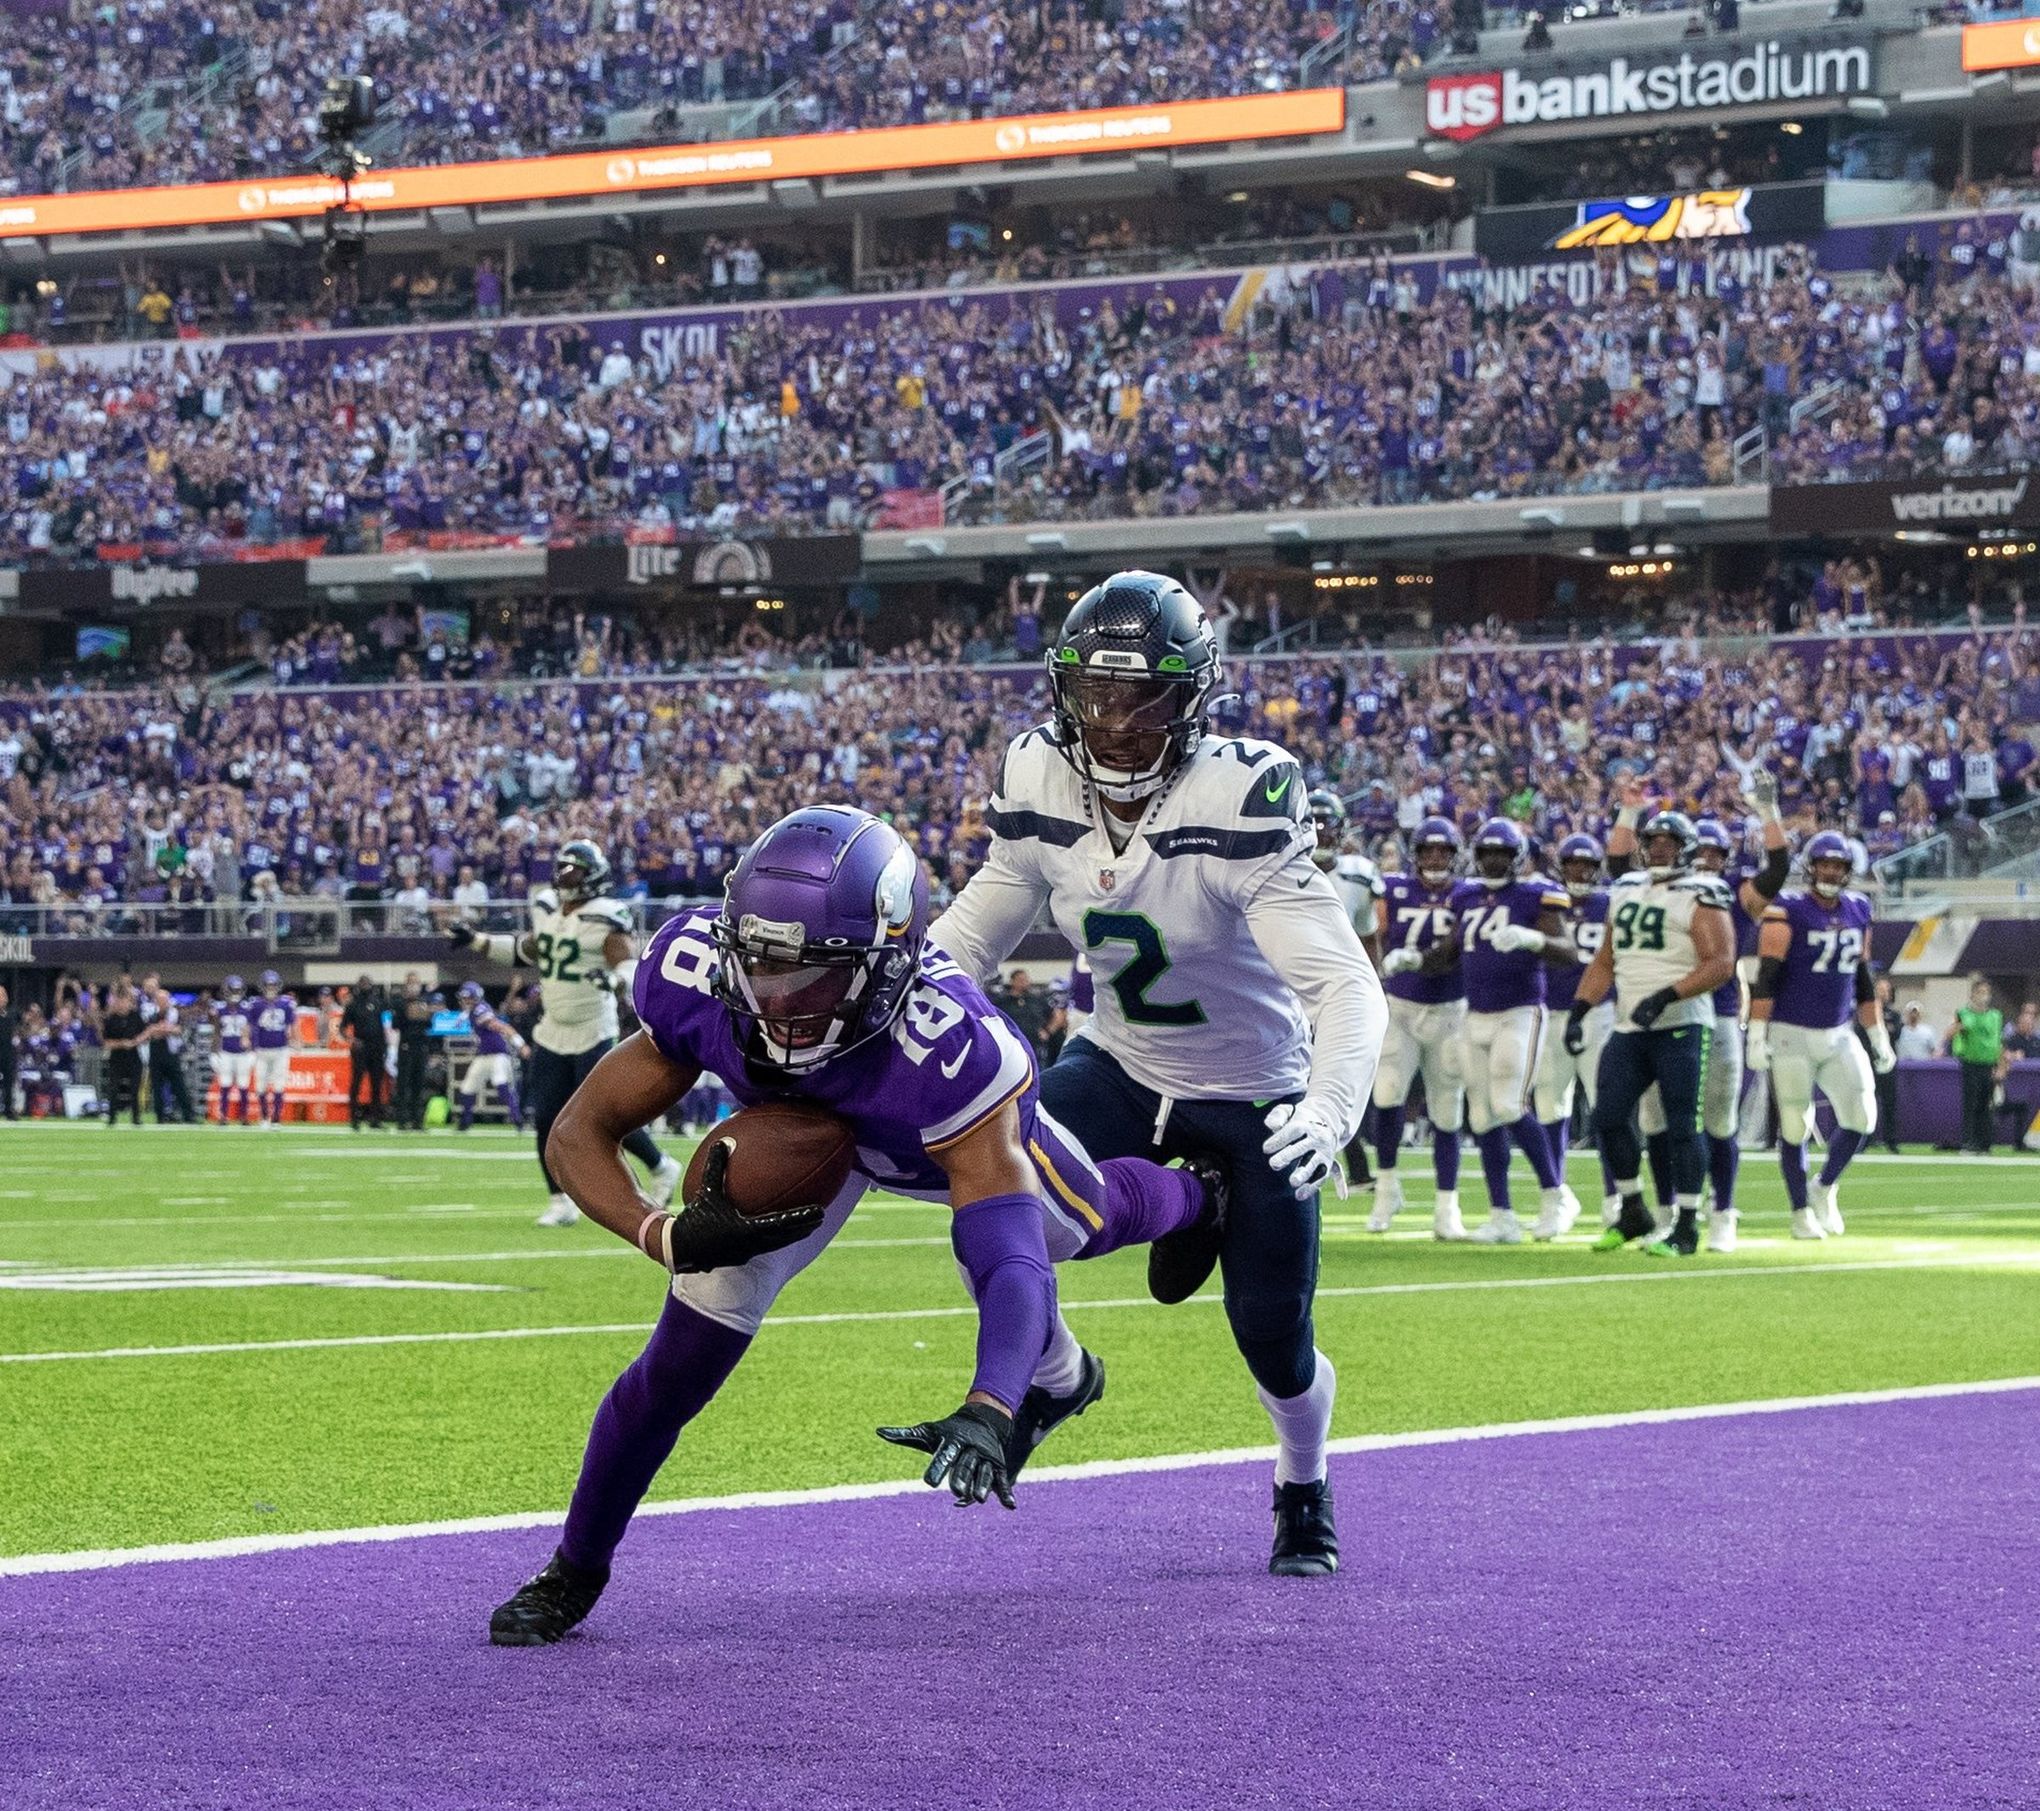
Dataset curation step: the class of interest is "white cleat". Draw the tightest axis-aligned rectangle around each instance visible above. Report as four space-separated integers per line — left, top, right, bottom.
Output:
1469 1210 1525 1245
1790 1207 1827 1241
647 1157 684 1209
1533 1187 1581 1242
1600 1194 1623 1228
536 1194 582 1227
1432 1188 1465 1242
1706 1208 1739 1254
1808 1178 1843 1238
1367 1172 1404 1233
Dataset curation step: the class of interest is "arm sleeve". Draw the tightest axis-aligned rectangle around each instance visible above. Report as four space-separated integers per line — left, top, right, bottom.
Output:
925 833 1051 983
1243 860 1389 1144
1751 846 1791 900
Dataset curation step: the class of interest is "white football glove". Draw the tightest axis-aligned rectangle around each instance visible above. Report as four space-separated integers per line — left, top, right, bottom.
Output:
1866 1022 1897 1075
1380 948 1423 978
1744 1020 1771 1074
1262 1099 1347 1201
1488 923 1544 955
1744 770 1782 825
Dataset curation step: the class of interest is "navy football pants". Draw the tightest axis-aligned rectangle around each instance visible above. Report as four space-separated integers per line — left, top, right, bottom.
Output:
1592 1024 1710 1201
1039 1041 1318 1399
529 1040 665 1191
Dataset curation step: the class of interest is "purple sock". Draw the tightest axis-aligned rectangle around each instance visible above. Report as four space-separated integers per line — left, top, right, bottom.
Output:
1511 1114 1561 1189
952 1191 1055 1414
1818 1127 1867 1188
458 1096 475 1130
1474 1127 1514 1213
1433 1126 1461 1191
1544 1117 1569 1173
1708 1133 1739 1213
1779 1141 1809 1211
559 1296 751 1574
504 1084 523 1129
1375 1103 1405 1172
1078 1157 1204 1256
1645 1130 1675 1208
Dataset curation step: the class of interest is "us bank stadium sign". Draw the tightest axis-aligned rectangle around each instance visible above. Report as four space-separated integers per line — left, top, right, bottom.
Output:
1425 39 1873 141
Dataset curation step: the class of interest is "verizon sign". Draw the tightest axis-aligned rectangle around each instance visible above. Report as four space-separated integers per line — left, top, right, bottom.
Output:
1426 41 1873 141
1888 479 2029 524
1770 477 2040 536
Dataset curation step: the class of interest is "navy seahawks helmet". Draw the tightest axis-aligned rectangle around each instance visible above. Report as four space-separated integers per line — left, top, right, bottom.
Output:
1307 788 1347 870
1640 809 1700 874
1047 571 1220 804
554 839 611 903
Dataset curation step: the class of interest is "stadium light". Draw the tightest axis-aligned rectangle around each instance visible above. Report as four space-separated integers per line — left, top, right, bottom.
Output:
1846 97 1889 118
1406 170 1457 190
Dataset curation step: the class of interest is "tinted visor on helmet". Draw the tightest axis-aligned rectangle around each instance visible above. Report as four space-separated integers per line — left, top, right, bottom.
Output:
1061 672 1184 775
715 923 868 1058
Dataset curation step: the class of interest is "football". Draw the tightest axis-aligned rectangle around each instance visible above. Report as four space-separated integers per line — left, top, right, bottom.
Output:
683 1100 858 1219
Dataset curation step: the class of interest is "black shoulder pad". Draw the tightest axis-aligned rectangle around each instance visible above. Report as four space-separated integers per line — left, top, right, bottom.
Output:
1241 757 1305 822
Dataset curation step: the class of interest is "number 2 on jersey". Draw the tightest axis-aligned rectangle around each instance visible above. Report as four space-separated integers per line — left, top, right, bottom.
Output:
1806 927 1863 973
1082 910 1206 1028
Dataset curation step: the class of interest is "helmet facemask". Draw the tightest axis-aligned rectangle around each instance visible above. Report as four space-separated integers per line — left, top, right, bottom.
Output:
1561 858 1599 901
711 911 904 1077
1810 859 1850 903
1051 665 1208 806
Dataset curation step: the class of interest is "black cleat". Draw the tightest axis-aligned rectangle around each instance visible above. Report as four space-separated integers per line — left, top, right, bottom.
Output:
489 1549 609 1646
1270 1479 1339 1577
1005 1349 1106 1481
1149 1156 1229 1305
1647 1207 1701 1258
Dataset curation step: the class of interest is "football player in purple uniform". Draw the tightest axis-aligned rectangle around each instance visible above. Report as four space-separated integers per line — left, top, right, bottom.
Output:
488 806 1222 1644
1448 821 1580 1243
1745 830 1891 1240
211 977 255 1126
455 980 529 1130
1367 818 1468 1240
1533 834 1617 1226
250 970 297 1128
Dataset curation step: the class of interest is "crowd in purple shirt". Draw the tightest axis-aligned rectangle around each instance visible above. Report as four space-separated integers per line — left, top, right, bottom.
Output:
0 0 1339 195
8 244 2040 561
3 604 2034 926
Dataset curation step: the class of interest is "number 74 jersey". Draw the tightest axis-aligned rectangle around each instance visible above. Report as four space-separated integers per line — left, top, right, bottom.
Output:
1605 868 1734 1034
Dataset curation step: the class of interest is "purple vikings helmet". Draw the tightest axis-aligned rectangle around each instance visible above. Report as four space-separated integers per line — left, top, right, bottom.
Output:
711 805 930 1074
458 980 484 1007
1413 817 1461 889
1692 817 1734 873
1804 830 1854 901
260 969 282 993
1471 817 1526 889
224 974 245 999
1557 833 1603 901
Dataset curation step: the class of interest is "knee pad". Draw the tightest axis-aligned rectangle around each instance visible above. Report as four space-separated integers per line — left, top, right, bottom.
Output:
1637 1085 1667 1137
1230 1315 1316 1401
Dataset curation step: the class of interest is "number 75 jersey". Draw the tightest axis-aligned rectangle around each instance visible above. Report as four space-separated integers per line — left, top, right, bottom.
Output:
1605 868 1733 1033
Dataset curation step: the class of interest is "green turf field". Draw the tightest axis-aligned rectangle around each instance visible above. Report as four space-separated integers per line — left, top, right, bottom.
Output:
3 1121 2037 1560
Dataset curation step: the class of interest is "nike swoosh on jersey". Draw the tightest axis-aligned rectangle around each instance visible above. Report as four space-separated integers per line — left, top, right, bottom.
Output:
1263 770 1293 804
940 1046 969 1079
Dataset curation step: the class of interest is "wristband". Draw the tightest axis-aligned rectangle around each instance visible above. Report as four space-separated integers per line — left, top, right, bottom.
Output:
1615 803 1643 831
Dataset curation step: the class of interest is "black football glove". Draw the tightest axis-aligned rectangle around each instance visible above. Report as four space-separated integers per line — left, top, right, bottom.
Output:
646 1141 827 1274
1629 988 1679 1030
1564 1003 1589 1057
876 1401 1017 1510
447 923 478 949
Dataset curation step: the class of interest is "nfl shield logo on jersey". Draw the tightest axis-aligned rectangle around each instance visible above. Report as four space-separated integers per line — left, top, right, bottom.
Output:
1099 868 1117 891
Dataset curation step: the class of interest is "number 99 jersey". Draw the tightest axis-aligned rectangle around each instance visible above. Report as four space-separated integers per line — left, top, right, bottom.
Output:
1605 869 1733 1033
528 887 635 1055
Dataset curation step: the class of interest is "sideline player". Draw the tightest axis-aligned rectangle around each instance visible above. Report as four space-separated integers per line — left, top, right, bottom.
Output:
1450 820 1580 1244
1367 818 1468 1240
455 980 529 1131
1533 834 1616 1226
1311 788 1384 1190
211 976 255 1125
250 970 297 1128
1746 831 1890 1239
450 839 681 1224
1564 810 1735 1257
929 571 1386 1576
487 806 1222 1643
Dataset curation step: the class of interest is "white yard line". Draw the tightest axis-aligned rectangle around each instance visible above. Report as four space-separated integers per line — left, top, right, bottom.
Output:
5 1374 2035 1578
7 1249 2038 1367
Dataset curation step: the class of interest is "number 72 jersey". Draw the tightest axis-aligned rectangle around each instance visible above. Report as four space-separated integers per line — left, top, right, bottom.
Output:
1604 869 1733 1034
1768 887 1874 1030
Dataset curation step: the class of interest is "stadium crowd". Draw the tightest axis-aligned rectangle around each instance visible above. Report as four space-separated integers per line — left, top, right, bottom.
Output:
2 610 2034 928
7 243 2040 560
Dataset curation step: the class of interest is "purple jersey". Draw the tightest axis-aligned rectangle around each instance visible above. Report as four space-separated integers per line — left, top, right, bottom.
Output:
214 1005 252 1052
1452 874 1570 1013
1548 889 1609 1012
252 995 297 1049
635 911 1037 1196
1380 872 1463 1004
1769 889 1874 1030
1715 862 1760 1015
472 1003 514 1056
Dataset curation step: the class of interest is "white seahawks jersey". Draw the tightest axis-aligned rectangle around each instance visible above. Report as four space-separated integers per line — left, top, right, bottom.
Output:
935 727 1319 1101
527 890 635 1054
1606 869 1731 1033
1330 851 1384 939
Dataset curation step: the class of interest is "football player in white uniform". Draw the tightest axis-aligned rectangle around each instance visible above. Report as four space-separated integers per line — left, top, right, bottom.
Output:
931 571 1387 1576
1564 811 1735 1257
1310 787 1385 1191
452 839 681 1224
1532 834 1617 1226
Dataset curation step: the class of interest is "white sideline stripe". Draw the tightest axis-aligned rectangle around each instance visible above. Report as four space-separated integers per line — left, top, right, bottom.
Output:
7 1249 2039 1367
0 1236 956 1274
6 1375 2037 1578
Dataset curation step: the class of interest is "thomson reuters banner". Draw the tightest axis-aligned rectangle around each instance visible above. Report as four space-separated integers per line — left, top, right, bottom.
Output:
0 89 1343 242
1426 40 1872 141
1961 19 2040 72
1769 476 2040 536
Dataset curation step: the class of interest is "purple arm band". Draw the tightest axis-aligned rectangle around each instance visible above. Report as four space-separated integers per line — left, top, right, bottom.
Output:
950 1190 1055 1416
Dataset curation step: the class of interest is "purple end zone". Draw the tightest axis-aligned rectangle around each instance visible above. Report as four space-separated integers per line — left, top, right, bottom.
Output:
9 1392 2039 1811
